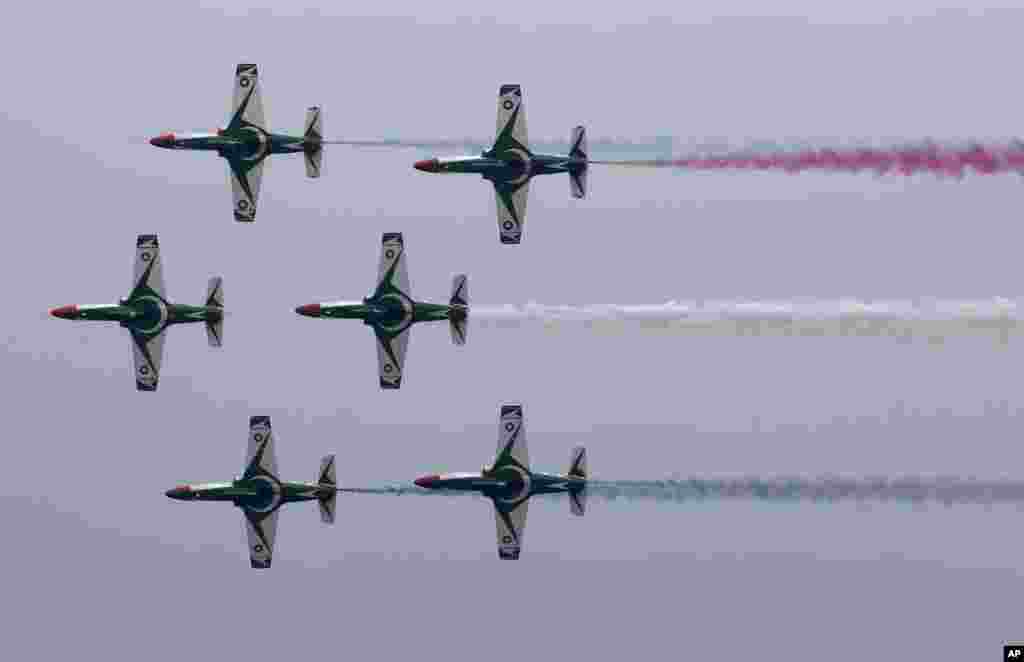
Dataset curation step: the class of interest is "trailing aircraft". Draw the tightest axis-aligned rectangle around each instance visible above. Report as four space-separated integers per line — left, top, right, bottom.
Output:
49 234 223 392
166 416 337 569
413 405 588 559
149 63 323 222
413 85 588 244
294 232 468 389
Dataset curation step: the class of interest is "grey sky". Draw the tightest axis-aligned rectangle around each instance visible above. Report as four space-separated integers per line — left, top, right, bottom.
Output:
3 2 1024 659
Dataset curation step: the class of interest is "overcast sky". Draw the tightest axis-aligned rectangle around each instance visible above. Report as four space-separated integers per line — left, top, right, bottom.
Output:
3 2 1024 659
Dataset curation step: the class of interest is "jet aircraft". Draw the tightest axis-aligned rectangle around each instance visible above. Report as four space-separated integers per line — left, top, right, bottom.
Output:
166 416 338 568
49 234 223 392
413 85 588 245
294 232 468 389
149 63 323 223
413 405 588 559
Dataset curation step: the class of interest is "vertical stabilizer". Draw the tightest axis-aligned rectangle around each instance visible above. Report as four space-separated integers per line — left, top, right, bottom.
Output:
317 454 337 524
569 125 588 199
205 277 224 347
304 106 323 178
449 274 469 346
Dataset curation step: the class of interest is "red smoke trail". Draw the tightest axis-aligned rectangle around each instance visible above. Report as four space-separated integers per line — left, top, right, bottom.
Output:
594 143 1024 177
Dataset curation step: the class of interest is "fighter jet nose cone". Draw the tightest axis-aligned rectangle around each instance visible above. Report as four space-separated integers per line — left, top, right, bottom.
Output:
295 303 322 318
150 132 175 148
415 474 440 488
414 158 440 173
49 305 77 320
165 486 191 500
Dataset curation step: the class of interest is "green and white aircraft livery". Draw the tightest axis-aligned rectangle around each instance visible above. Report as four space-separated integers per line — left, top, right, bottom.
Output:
294 232 469 389
165 416 338 569
412 405 588 560
413 84 588 245
149 63 323 223
49 234 224 392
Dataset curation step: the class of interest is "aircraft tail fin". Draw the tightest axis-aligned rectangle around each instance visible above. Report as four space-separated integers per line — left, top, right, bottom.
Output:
304 106 323 178
317 454 337 524
449 273 469 346
204 277 224 347
568 445 587 516
569 125 588 199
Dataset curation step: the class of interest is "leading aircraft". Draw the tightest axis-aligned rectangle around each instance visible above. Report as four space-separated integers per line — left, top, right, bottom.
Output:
149 63 324 223
413 405 588 559
413 85 588 244
49 234 224 392
166 416 338 569
294 232 469 389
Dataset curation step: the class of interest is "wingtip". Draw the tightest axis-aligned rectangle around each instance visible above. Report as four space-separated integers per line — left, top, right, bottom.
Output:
382 232 403 244
250 415 272 428
501 404 523 417
136 234 159 246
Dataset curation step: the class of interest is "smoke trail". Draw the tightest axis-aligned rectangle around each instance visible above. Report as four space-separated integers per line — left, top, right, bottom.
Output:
341 478 1024 506
590 142 1024 178
468 299 1023 342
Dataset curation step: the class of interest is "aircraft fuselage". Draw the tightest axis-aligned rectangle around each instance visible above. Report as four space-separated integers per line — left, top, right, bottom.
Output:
165 479 332 510
150 129 313 158
415 470 585 501
49 301 221 334
414 152 586 180
296 297 465 330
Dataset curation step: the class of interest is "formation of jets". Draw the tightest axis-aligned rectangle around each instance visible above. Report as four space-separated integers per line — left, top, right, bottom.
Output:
164 406 585 566
52 64 595 564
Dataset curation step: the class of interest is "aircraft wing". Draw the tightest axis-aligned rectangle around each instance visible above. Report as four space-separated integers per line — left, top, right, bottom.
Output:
374 327 410 390
493 84 529 154
243 509 278 569
227 63 266 132
228 155 266 223
374 232 411 298
495 404 529 469
129 330 165 392
130 234 166 301
493 179 529 245
493 497 528 560
243 416 279 479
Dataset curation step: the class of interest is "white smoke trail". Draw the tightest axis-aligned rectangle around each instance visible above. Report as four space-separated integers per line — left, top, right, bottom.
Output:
468 299 1023 342
341 477 1024 506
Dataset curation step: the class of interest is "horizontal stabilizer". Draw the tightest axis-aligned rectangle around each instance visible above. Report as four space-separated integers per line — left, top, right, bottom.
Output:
318 454 337 524
568 445 587 516
449 274 469 346
569 125 587 199
568 445 587 479
205 277 224 347
304 107 323 178
569 487 587 517
304 149 322 179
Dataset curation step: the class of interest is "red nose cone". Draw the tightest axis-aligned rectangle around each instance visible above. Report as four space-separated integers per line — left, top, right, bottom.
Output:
149 132 175 148
415 474 440 488
414 158 440 173
295 303 322 317
49 305 77 319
